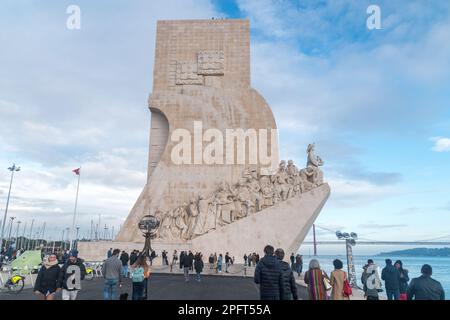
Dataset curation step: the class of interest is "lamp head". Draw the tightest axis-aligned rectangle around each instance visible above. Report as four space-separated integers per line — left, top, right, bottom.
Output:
350 232 358 240
138 215 160 236
335 231 343 239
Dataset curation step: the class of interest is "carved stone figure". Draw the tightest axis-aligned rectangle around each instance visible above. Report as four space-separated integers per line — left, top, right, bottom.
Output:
215 182 235 226
272 160 293 201
306 143 324 186
147 149 325 241
233 178 254 219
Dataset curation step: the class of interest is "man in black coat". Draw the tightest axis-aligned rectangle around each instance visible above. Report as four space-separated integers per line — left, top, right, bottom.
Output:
254 245 284 300
407 264 445 300
381 259 401 300
182 251 193 282
188 250 194 271
129 250 138 266
275 248 298 300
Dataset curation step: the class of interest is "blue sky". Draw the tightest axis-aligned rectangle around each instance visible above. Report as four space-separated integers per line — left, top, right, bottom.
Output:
0 0 449 254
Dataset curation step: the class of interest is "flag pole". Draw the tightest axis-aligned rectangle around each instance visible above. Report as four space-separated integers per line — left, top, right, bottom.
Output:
69 168 81 251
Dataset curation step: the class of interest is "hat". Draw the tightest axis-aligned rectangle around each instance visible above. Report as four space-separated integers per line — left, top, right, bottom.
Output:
69 250 78 258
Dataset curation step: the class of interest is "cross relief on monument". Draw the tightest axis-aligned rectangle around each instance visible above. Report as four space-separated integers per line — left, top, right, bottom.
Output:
175 50 225 85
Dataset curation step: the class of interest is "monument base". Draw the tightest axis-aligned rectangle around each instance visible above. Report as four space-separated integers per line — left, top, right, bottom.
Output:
78 184 330 262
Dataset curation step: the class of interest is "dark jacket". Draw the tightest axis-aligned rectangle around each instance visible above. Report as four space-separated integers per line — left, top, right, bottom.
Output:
34 264 61 294
254 255 284 300
381 264 400 291
119 252 129 266
279 260 298 300
194 258 204 273
182 254 193 268
59 258 86 291
407 275 445 300
129 252 138 266
398 269 409 294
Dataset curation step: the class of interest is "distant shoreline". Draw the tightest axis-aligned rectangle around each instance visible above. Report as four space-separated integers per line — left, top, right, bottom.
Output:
376 247 450 257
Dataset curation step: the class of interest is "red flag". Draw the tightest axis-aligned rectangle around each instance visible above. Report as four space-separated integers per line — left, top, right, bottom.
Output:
72 168 80 175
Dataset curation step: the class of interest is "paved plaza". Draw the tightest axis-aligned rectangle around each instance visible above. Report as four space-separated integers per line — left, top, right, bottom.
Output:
0 273 309 300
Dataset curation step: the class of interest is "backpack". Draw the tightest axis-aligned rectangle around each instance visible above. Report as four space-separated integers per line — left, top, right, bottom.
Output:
132 267 145 283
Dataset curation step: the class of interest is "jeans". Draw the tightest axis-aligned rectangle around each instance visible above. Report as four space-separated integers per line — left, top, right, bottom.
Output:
296 265 303 276
143 278 148 298
184 267 190 281
132 281 144 300
196 272 201 281
386 289 400 300
122 265 129 277
217 264 222 272
103 279 119 300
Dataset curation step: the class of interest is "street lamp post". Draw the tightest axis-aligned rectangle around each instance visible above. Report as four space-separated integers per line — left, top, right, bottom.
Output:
6 216 16 250
0 164 20 251
15 220 21 250
336 231 358 288
27 219 34 251
19 221 27 251
138 215 160 257
75 226 80 249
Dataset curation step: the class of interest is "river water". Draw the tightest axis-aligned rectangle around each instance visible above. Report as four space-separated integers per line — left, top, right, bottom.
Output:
302 255 449 299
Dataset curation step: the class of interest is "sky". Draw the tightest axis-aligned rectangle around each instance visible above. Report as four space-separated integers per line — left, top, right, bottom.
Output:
0 0 449 255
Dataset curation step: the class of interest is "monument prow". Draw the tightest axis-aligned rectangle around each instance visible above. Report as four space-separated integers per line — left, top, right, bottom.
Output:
78 19 329 261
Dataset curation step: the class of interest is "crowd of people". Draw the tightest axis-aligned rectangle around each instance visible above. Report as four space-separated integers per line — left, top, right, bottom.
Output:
2 244 446 301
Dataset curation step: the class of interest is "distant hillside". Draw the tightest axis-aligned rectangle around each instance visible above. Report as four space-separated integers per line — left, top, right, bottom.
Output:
378 247 450 257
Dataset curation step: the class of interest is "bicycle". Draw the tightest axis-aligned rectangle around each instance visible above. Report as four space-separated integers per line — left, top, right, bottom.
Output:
84 262 96 281
0 266 26 294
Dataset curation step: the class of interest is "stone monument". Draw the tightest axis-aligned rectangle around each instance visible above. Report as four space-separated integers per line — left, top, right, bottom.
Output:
78 19 330 261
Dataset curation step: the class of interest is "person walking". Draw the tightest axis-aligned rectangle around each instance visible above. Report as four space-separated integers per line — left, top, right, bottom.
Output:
361 259 382 300
275 248 298 300
217 254 223 273
407 264 445 300
330 259 350 300
170 250 178 272
179 251 185 270
130 255 148 300
188 250 194 271
129 250 138 266
225 252 231 273
34 254 61 300
304 259 330 300
150 250 156 266
58 250 86 300
107 248 112 258
208 254 214 270
381 259 401 300
243 253 248 266
290 253 295 270
119 250 130 278
295 254 303 278
394 260 409 300
194 253 204 282
102 249 123 300
254 245 284 300
182 251 193 282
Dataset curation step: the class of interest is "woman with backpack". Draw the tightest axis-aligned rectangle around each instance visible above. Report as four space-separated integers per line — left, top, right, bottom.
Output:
131 255 149 300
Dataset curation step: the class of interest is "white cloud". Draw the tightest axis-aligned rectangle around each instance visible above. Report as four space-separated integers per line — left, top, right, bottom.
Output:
430 137 450 152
